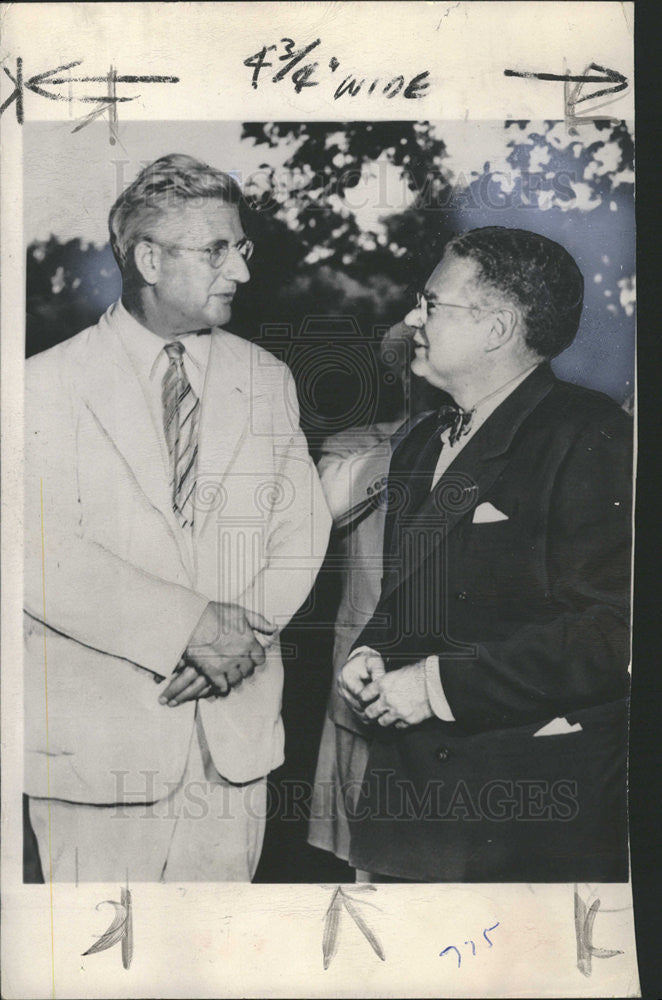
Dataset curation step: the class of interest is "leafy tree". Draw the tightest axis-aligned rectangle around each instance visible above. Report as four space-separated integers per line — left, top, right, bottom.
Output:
27 119 634 426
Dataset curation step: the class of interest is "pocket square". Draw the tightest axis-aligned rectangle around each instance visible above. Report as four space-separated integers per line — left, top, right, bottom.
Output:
472 501 509 523
533 717 583 737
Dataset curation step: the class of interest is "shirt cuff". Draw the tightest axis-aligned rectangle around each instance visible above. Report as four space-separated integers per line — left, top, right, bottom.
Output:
424 655 456 722
347 645 379 662
254 629 277 649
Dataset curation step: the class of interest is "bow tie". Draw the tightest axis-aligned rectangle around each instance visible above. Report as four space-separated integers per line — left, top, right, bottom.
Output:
435 403 474 446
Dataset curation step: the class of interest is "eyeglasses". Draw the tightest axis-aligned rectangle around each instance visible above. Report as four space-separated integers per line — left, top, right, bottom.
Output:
415 291 494 316
147 237 254 268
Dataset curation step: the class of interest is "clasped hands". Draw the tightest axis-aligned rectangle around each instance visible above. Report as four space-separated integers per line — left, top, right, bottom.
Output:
337 648 433 730
159 601 275 707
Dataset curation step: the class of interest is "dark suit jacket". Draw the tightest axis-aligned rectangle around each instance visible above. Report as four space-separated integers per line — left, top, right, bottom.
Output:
348 364 632 881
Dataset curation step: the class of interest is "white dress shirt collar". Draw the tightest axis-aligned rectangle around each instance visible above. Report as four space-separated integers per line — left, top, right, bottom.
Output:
431 362 540 489
464 362 540 435
114 299 211 394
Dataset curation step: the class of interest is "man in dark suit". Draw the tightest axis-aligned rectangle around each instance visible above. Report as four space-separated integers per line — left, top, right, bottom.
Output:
338 227 632 882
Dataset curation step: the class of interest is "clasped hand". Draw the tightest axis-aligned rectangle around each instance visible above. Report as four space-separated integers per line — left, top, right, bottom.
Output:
159 602 275 707
337 649 433 729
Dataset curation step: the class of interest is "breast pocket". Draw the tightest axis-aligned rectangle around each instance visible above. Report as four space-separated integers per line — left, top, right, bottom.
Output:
460 516 548 609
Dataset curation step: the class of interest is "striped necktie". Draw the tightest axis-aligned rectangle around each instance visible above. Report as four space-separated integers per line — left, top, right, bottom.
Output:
161 341 199 528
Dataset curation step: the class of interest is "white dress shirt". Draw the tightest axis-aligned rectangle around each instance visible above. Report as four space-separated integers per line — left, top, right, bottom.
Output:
116 301 210 473
116 301 211 557
115 302 280 655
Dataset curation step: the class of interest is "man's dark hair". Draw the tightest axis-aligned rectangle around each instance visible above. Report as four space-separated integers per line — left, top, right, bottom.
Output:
446 227 584 359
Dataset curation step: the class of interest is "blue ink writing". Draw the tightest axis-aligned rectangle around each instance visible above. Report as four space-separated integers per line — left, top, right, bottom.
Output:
440 945 462 967
440 922 500 967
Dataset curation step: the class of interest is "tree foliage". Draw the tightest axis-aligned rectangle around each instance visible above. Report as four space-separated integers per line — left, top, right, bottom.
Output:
27 119 635 426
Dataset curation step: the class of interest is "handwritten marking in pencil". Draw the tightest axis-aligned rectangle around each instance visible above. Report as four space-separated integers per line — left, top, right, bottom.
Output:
0 58 178 138
82 884 133 970
243 38 429 101
39 480 56 999
574 885 623 978
322 885 385 970
503 63 628 133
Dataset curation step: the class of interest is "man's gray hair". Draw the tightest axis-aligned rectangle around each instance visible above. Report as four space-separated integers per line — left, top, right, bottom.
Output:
108 153 242 273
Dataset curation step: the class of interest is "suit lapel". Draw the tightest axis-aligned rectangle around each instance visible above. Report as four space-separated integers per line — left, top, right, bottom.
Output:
194 331 250 541
382 411 437 558
77 312 173 518
381 365 556 601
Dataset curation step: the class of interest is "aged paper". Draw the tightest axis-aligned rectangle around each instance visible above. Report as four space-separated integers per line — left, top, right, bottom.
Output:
1 3 637 997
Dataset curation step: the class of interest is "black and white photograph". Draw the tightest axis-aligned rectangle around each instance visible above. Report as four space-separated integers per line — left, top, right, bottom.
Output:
2 3 645 998
21 116 635 887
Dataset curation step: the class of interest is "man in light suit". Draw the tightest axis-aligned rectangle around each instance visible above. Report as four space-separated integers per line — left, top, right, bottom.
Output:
338 227 632 882
24 154 331 882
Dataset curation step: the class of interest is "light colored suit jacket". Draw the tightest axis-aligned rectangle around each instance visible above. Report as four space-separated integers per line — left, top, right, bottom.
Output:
317 422 402 738
24 303 331 803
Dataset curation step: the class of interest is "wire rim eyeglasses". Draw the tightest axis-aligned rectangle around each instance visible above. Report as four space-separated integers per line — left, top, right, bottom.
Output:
145 237 254 268
415 291 495 315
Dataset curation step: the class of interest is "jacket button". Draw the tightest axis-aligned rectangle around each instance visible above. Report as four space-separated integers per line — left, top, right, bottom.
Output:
367 485 374 495
456 591 468 601
434 745 451 762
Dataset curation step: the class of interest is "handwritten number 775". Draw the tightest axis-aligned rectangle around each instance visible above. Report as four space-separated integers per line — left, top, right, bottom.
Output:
440 922 500 968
